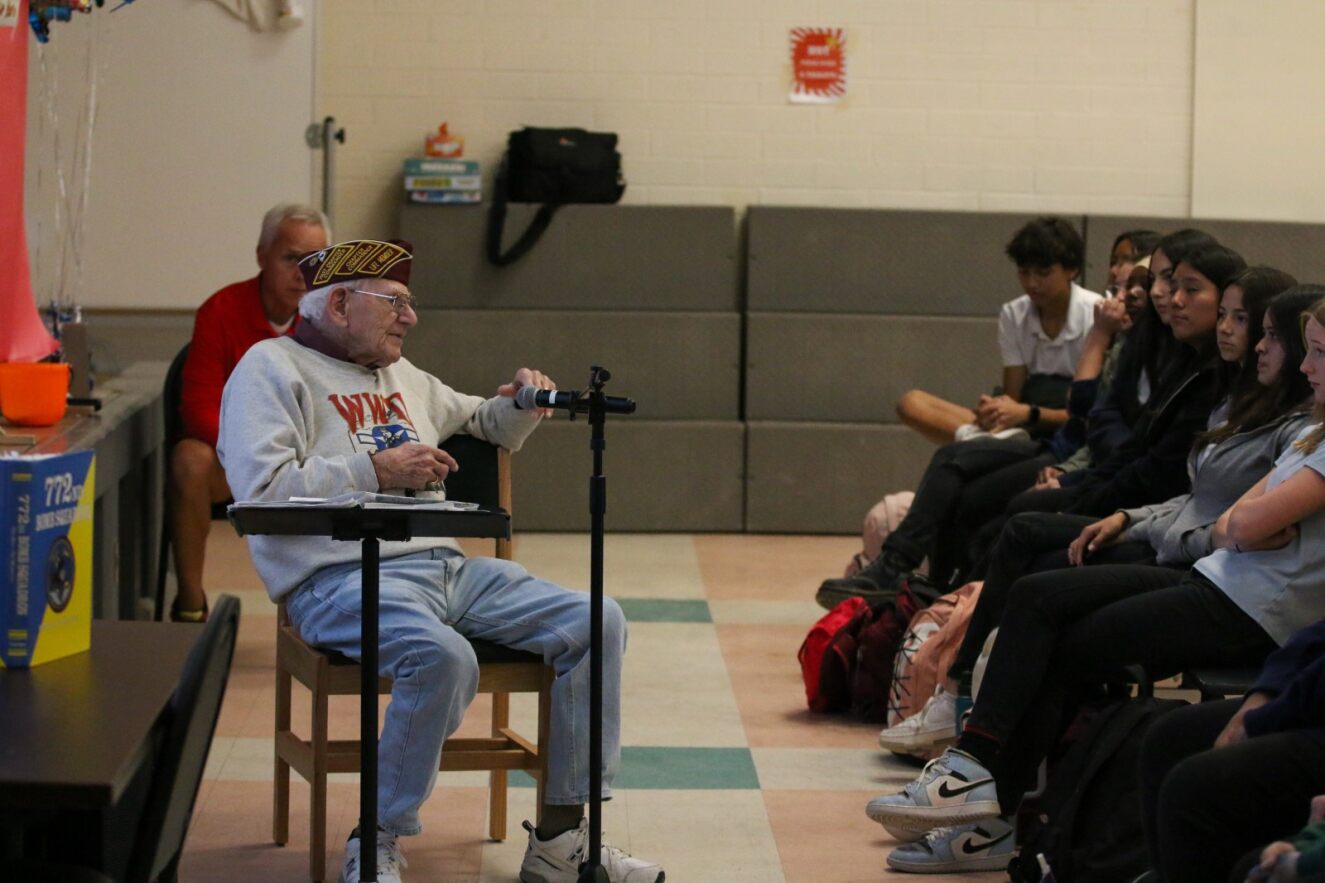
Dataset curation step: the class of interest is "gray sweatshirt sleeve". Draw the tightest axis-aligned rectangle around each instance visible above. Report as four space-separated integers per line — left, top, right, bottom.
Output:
1174 521 1217 562
1122 495 1188 548
218 346 379 501
462 394 541 452
422 373 541 453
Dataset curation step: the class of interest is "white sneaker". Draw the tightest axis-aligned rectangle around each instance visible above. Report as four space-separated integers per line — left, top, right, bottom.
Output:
886 817 1017 873
865 748 1000 831
954 423 1030 443
520 818 665 883
340 828 406 883
878 686 958 753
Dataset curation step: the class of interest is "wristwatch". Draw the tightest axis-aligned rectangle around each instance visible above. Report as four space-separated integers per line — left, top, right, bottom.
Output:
1027 405 1041 426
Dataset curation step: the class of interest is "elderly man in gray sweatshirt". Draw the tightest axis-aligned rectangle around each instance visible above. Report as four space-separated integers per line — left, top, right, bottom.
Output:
217 239 663 883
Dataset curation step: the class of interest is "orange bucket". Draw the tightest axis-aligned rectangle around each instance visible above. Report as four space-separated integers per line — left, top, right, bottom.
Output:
0 363 71 426
0 362 21 410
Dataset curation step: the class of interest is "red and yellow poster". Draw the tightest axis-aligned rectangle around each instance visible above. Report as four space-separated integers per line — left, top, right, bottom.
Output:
1 0 60 363
790 27 847 104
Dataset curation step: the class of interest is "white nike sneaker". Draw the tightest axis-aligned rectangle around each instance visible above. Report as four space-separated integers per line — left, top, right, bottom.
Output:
865 748 1000 831
886 817 1017 873
519 819 664 883
878 686 958 753
340 828 406 883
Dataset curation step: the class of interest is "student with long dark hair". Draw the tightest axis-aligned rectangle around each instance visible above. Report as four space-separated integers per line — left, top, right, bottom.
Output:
866 295 1325 875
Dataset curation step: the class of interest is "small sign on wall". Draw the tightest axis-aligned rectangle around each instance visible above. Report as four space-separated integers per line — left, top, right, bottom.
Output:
789 27 846 104
1 1 19 29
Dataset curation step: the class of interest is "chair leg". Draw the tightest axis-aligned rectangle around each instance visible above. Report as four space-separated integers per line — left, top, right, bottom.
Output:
273 661 292 846
153 506 171 622
536 667 553 824
311 664 330 883
489 692 511 841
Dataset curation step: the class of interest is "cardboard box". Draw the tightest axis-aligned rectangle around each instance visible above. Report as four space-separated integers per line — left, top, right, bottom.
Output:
1 450 95 668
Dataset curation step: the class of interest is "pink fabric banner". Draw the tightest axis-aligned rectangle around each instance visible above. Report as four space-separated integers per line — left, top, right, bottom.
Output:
1 0 59 363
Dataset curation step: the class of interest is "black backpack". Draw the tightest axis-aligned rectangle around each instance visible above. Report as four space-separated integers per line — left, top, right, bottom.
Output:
485 127 625 267
1007 694 1187 883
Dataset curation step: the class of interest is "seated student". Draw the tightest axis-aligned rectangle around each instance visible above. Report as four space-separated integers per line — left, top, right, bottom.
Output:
1034 256 1157 488
1139 612 1325 882
861 279 1325 878
216 240 663 883
168 202 329 621
895 217 1102 445
1104 228 1161 299
879 279 1313 756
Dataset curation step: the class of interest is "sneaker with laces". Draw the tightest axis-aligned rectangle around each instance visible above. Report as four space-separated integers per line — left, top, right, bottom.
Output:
878 686 958 753
519 819 665 883
865 748 1000 830
815 550 911 609
340 827 406 883
886 817 1016 873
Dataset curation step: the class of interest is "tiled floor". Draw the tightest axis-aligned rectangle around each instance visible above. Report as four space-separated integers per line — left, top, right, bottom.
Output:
182 529 987 882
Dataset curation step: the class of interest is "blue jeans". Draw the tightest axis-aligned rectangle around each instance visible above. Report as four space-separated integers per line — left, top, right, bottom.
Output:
285 547 627 836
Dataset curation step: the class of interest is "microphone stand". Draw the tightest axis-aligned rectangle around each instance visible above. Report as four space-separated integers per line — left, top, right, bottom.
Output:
567 366 634 883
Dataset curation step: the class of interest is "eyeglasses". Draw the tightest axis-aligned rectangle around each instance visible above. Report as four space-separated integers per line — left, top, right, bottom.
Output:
351 288 417 315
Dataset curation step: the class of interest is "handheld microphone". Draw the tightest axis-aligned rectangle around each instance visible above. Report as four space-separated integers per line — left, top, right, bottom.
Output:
513 384 636 414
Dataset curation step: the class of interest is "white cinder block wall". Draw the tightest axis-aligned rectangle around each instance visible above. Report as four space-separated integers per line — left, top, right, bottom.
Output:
319 0 1195 240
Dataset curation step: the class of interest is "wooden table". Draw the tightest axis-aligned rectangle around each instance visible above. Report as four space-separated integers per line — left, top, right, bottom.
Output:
0 620 200 872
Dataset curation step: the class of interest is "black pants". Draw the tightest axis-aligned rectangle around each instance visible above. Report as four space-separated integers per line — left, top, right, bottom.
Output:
964 569 1277 811
949 511 1158 679
964 483 1094 579
1139 700 1325 883
881 437 1052 586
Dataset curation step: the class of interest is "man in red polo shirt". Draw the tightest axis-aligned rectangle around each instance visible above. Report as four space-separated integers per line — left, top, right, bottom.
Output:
168 203 329 621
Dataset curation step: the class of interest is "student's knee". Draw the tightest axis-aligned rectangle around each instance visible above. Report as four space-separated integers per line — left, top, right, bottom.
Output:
1000 512 1047 553
170 439 220 489
1004 571 1059 620
1156 752 1220 831
1140 707 1205 798
896 389 925 421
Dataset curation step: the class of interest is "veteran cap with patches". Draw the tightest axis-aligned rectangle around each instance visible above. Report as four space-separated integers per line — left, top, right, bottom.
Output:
298 239 413 290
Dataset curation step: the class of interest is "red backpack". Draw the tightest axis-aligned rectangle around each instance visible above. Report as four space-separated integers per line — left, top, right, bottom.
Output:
798 582 931 721
798 597 867 713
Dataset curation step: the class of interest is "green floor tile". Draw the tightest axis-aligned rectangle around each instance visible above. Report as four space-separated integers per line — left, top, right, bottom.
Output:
615 598 712 623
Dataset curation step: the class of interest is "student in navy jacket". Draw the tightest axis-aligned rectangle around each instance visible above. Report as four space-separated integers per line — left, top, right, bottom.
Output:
1140 615 1325 882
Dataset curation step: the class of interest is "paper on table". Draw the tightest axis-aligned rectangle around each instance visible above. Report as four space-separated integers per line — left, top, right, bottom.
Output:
230 492 480 511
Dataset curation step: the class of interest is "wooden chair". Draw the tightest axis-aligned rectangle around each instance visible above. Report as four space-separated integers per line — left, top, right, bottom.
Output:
271 435 552 882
